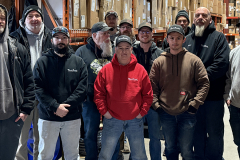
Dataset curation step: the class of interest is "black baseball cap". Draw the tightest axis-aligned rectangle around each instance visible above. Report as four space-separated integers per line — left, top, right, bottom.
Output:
167 24 185 37
119 19 133 27
116 35 132 46
52 26 70 38
91 22 113 33
105 10 118 20
138 22 152 31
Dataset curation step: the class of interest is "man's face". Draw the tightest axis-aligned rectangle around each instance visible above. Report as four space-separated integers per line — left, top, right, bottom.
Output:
93 31 110 46
51 33 69 54
116 42 132 65
176 16 189 32
25 11 42 32
138 27 152 44
194 8 212 29
105 15 118 28
0 13 6 34
167 32 186 52
119 23 132 36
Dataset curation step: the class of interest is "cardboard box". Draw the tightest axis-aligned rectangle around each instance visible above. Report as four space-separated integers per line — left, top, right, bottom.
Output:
229 26 235 34
236 1 240 9
87 0 99 28
222 14 226 26
216 23 224 32
236 10 240 17
201 0 208 8
229 3 235 17
147 2 151 22
133 0 144 28
190 0 197 11
72 0 80 29
172 8 179 24
218 1 223 15
113 0 122 23
151 0 158 28
80 0 87 28
223 3 226 15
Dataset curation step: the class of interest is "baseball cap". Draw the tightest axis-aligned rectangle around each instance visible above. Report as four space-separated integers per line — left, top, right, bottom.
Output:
119 19 133 27
167 24 185 37
138 22 152 31
91 22 113 33
105 10 118 20
52 26 70 38
116 35 132 46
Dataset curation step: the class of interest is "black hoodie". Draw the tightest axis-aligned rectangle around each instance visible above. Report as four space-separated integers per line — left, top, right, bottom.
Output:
33 49 88 121
132 42 163 74
75 37 113 101
182 22 230 101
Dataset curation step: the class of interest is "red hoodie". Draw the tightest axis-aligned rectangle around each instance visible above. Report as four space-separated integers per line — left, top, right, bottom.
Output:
94 54 153 120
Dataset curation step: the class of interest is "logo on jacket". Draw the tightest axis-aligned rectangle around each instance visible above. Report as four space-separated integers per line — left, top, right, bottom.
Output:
67 69 78 72
90 59 110 75
128 78 138 81
201 44 209 48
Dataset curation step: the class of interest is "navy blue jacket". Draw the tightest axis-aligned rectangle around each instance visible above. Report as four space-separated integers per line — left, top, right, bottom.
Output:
183 22 230 100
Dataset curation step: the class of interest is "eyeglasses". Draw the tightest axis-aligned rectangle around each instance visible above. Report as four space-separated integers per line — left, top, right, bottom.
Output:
139 30 151 34
120 26 132 30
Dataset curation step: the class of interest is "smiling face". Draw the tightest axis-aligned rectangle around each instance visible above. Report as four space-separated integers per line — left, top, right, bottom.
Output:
115 42 132 65
138 27 153 44
25 10 42 34
167 32 186 54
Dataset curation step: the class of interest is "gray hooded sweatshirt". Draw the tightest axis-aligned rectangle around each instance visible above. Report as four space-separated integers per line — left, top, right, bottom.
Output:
224 46 240 108
0 5 15 120
19 19 44 70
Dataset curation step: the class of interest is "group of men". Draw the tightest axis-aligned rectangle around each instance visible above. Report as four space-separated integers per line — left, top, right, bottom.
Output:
0 2 239 160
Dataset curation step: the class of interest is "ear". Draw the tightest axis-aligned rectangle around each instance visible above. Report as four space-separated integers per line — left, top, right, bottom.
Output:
183 37 186 43
130 46 133 52
209 17 212 24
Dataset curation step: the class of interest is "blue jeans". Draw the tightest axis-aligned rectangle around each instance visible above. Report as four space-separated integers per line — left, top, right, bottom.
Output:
229 105 240 158
82 100 119 160
145 107 162 160
194 100 224 160
99 117 147 160
38 118 81 160
160 110 196 160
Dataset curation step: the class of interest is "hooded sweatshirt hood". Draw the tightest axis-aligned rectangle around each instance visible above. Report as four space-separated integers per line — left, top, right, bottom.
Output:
0 4 15 120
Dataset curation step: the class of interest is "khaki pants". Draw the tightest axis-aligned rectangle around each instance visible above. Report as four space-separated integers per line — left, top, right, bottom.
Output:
15 105 39 160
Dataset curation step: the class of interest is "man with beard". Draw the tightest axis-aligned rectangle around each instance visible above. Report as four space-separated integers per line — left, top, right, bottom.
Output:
132 22 163 160
10 5 52 160
75 22 120 160
182 7 230 160
0 4 35 160
33 26 87 160
105 10 119 41
162 10 191 50
117 19 139 45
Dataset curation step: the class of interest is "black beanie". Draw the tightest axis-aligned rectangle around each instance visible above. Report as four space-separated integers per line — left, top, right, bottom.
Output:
22 5 43 22
175 10 190 24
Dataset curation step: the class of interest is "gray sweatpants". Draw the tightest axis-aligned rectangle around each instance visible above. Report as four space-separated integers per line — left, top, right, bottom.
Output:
0 112 24 160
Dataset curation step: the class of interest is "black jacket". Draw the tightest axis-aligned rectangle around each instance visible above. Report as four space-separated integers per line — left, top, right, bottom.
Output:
182 22 230 101
132 42 163 74
10 25 52 54
75 37 113 101
8 36 35 115
33 49 88 121
162 26 192 50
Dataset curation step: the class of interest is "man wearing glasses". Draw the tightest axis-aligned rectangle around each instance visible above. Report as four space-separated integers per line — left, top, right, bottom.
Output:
162 10 191 50
132 22 163 160
118 19 139 45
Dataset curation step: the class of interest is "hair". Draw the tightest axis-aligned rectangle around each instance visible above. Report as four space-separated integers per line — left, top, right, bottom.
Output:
0 7 5 17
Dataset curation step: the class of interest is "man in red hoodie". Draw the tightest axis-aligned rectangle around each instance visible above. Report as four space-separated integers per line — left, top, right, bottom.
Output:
94 35 153 160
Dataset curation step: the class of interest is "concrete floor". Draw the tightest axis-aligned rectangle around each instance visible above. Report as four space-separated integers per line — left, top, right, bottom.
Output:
66 104 239 160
